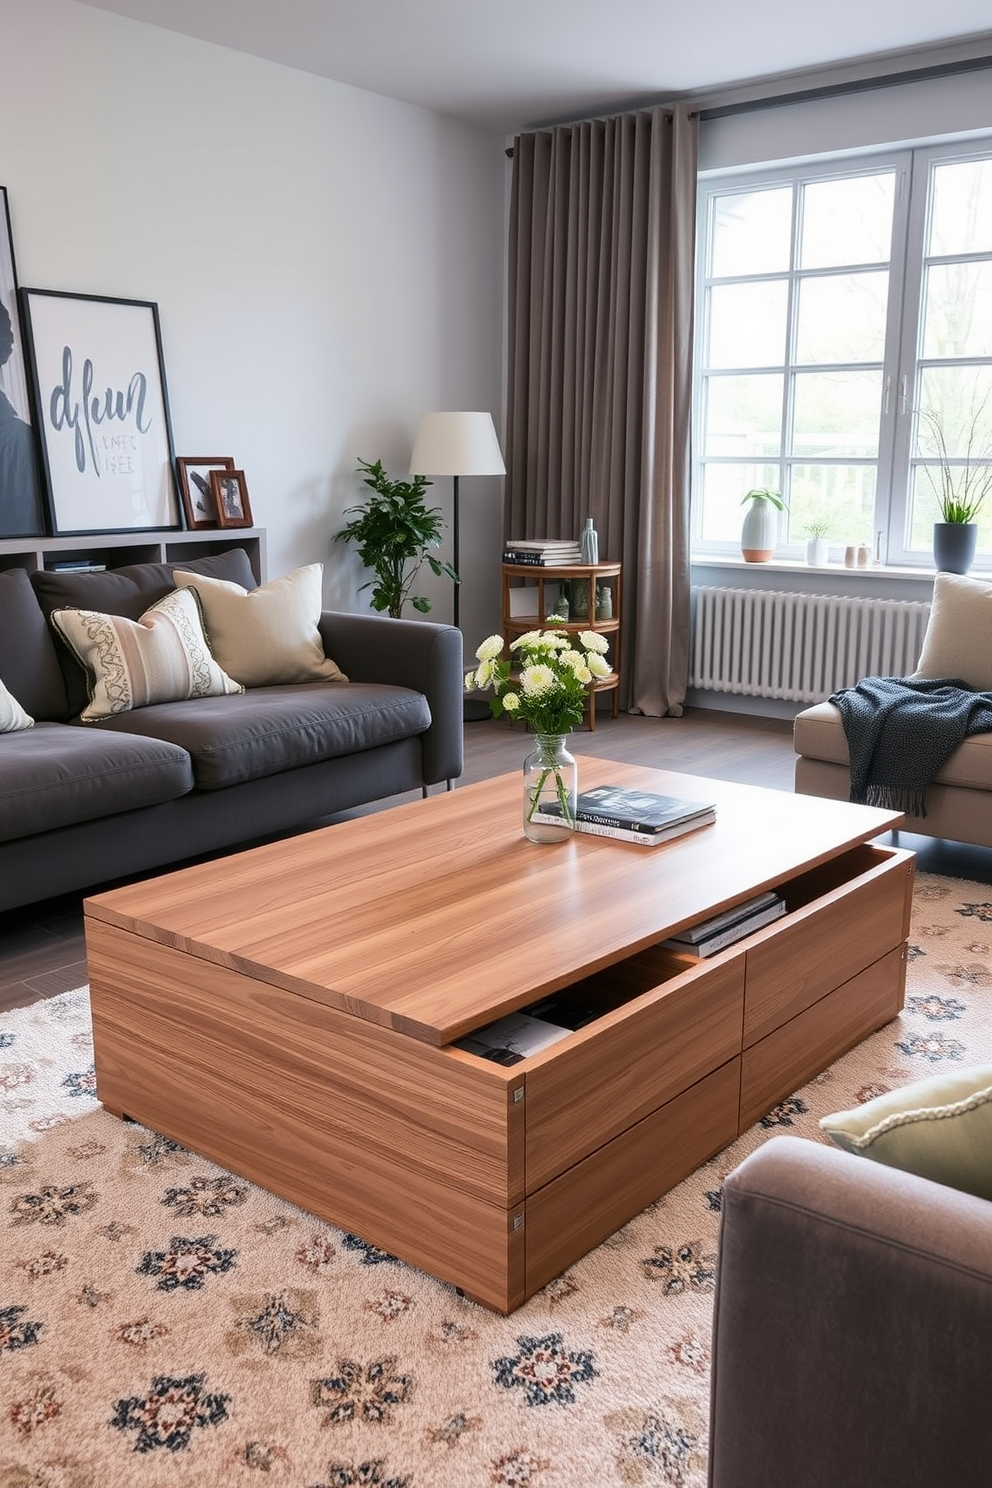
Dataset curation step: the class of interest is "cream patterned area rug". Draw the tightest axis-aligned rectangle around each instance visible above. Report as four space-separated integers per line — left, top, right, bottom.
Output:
3 872 992 1488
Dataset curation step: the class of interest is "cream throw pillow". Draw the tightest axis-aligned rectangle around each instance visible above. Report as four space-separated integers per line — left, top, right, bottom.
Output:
51 588 244 722
0 677 33 732
914 572 992 691
819 1063 992 1201
174 563 346 688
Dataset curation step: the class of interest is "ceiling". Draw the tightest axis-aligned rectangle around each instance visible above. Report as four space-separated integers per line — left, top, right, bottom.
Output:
77 0 992 133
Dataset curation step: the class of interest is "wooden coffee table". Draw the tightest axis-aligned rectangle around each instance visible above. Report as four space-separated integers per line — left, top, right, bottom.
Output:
84 760 913 1312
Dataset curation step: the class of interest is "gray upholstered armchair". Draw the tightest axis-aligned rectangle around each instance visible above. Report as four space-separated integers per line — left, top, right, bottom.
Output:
707 1136 992 1488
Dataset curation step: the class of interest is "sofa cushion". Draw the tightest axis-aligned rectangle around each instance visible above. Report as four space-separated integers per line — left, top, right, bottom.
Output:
92 682 432 789
0 676 33 732
32 548 257 717
914 571 992 691
0 566 69 721
794 698 992 792
174 563 347 686
0 720 193 843
820 1064 992 1201
50 589 244 722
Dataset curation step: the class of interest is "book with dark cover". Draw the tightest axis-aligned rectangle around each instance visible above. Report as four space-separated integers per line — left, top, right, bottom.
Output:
662 897 786 956
550 811 715 846
503 548 583 566
568 784 716 835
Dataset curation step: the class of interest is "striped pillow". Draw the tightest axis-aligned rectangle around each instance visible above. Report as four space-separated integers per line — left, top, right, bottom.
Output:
0 676 33 732
51 587 244 722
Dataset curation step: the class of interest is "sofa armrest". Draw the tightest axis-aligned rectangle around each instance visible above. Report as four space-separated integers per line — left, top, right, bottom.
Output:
709 1136 992 1488
318 611 463 786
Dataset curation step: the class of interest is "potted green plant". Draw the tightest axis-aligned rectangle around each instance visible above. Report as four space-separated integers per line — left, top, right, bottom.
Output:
336 457 458 617
918 396 992 575
803 517 831 566
740 488 787 562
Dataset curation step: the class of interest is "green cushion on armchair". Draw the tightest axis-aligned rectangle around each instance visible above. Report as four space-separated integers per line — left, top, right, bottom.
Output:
820 1064 992 1201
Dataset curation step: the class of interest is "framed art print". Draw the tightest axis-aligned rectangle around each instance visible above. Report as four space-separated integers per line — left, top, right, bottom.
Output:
176 455 234 529
211 468 253 528
19 288 180 535
0 188 46 537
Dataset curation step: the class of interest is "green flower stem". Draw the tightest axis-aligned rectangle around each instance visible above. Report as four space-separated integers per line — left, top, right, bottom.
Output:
525 765 574 825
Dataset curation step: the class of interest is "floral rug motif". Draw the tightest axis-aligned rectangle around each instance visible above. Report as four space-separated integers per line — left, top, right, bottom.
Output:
2 871 991 1487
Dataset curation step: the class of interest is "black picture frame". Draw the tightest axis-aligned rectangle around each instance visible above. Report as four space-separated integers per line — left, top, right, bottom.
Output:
19 287 181 535
0 188 46 537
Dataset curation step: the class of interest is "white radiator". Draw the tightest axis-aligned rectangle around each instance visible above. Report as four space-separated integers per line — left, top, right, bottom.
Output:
690 586 932 704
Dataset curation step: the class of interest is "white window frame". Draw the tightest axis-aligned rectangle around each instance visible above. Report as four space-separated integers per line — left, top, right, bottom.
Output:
692 134 992 570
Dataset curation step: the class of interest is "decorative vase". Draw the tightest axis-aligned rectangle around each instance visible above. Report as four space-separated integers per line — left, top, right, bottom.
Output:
933 522 977 575
522 733 577 844
805 537 829 566
580 517 599 565
741 500 778 562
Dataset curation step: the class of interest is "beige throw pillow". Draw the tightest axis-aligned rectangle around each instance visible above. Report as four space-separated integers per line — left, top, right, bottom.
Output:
174 563 346 687
913 572 992 691
0 677 33 732
51 588 244 722
820 1063 992 1201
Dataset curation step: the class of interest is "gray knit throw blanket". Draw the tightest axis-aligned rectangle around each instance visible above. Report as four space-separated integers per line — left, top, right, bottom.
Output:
829 675 992 817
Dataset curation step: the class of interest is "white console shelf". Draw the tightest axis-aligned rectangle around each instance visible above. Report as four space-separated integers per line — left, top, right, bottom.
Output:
0 527 266 584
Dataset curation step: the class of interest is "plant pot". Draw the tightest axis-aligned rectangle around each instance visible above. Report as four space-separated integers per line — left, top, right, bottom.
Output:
933 522 977 575
741 500 778 562
806 538 830 566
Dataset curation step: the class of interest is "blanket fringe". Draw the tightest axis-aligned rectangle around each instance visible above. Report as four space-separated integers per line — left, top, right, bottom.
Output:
863 784 929 818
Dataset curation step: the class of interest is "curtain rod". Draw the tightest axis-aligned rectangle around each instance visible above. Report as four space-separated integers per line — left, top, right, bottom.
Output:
698 50 992 121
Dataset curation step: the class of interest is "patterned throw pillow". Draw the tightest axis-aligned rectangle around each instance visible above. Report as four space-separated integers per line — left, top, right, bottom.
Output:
50 588 244 722
0 676 33 732
173 563 347 687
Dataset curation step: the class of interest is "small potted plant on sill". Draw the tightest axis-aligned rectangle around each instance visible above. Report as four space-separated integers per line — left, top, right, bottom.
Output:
740 488 787 562
918 395 992 575
803 517 831 567
336 457 458 617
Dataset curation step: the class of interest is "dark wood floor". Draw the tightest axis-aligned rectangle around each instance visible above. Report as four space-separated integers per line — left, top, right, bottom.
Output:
2 707 987 1013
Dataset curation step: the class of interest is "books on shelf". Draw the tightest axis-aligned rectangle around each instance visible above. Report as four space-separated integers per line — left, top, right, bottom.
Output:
454 1011 572 1065
503 538 584 566
49 560 107 572
530 783 717 845
662 892 787 957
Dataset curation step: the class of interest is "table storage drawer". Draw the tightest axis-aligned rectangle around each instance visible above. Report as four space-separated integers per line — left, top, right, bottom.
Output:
523 955 744 1189
742 848 913 1046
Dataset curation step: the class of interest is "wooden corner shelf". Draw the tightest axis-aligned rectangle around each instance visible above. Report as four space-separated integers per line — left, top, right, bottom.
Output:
501 561 622 730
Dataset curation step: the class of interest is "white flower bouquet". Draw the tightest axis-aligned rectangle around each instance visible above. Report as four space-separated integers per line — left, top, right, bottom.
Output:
465 628 613 735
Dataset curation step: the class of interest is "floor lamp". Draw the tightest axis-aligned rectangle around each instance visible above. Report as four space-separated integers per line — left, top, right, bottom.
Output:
409 411 505 632
410 412 506 719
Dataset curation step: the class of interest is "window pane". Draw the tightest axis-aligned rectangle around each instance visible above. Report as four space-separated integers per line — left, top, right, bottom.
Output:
928 159 992 256
921 262 992 359
917 365 992 458
704 374 783 457
792 370 882 458
788 465 875 546
706 281 788 368
795 272 889 363
799 174 895 268
698 463 780 543
711 187 792 276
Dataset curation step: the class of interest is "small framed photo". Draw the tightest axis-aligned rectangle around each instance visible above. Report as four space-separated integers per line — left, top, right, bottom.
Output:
211 468 253 528
176 455 234 529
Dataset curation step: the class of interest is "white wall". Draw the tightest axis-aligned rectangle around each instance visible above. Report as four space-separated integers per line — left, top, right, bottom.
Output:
0 0 507 647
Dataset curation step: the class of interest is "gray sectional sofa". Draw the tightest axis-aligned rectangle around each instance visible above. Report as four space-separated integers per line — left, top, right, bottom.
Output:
0 547 463 912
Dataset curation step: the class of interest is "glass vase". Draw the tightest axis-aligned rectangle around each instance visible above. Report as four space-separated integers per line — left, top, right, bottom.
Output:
522 733 577 844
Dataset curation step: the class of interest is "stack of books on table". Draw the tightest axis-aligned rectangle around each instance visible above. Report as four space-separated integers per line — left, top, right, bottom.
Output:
502 538 584 566
532 783 717 846
662 890 787 958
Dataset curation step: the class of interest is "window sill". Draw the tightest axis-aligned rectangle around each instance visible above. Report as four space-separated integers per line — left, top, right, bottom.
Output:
689 554 953 586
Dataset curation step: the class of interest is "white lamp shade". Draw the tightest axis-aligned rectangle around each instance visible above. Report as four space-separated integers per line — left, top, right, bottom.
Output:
409 411 505 477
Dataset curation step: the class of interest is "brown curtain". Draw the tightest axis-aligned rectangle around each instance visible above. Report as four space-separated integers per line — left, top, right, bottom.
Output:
506 105 697 716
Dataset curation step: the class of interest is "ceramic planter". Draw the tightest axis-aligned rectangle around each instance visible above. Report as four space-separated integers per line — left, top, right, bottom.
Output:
933 522 977 575
741 499 779 562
